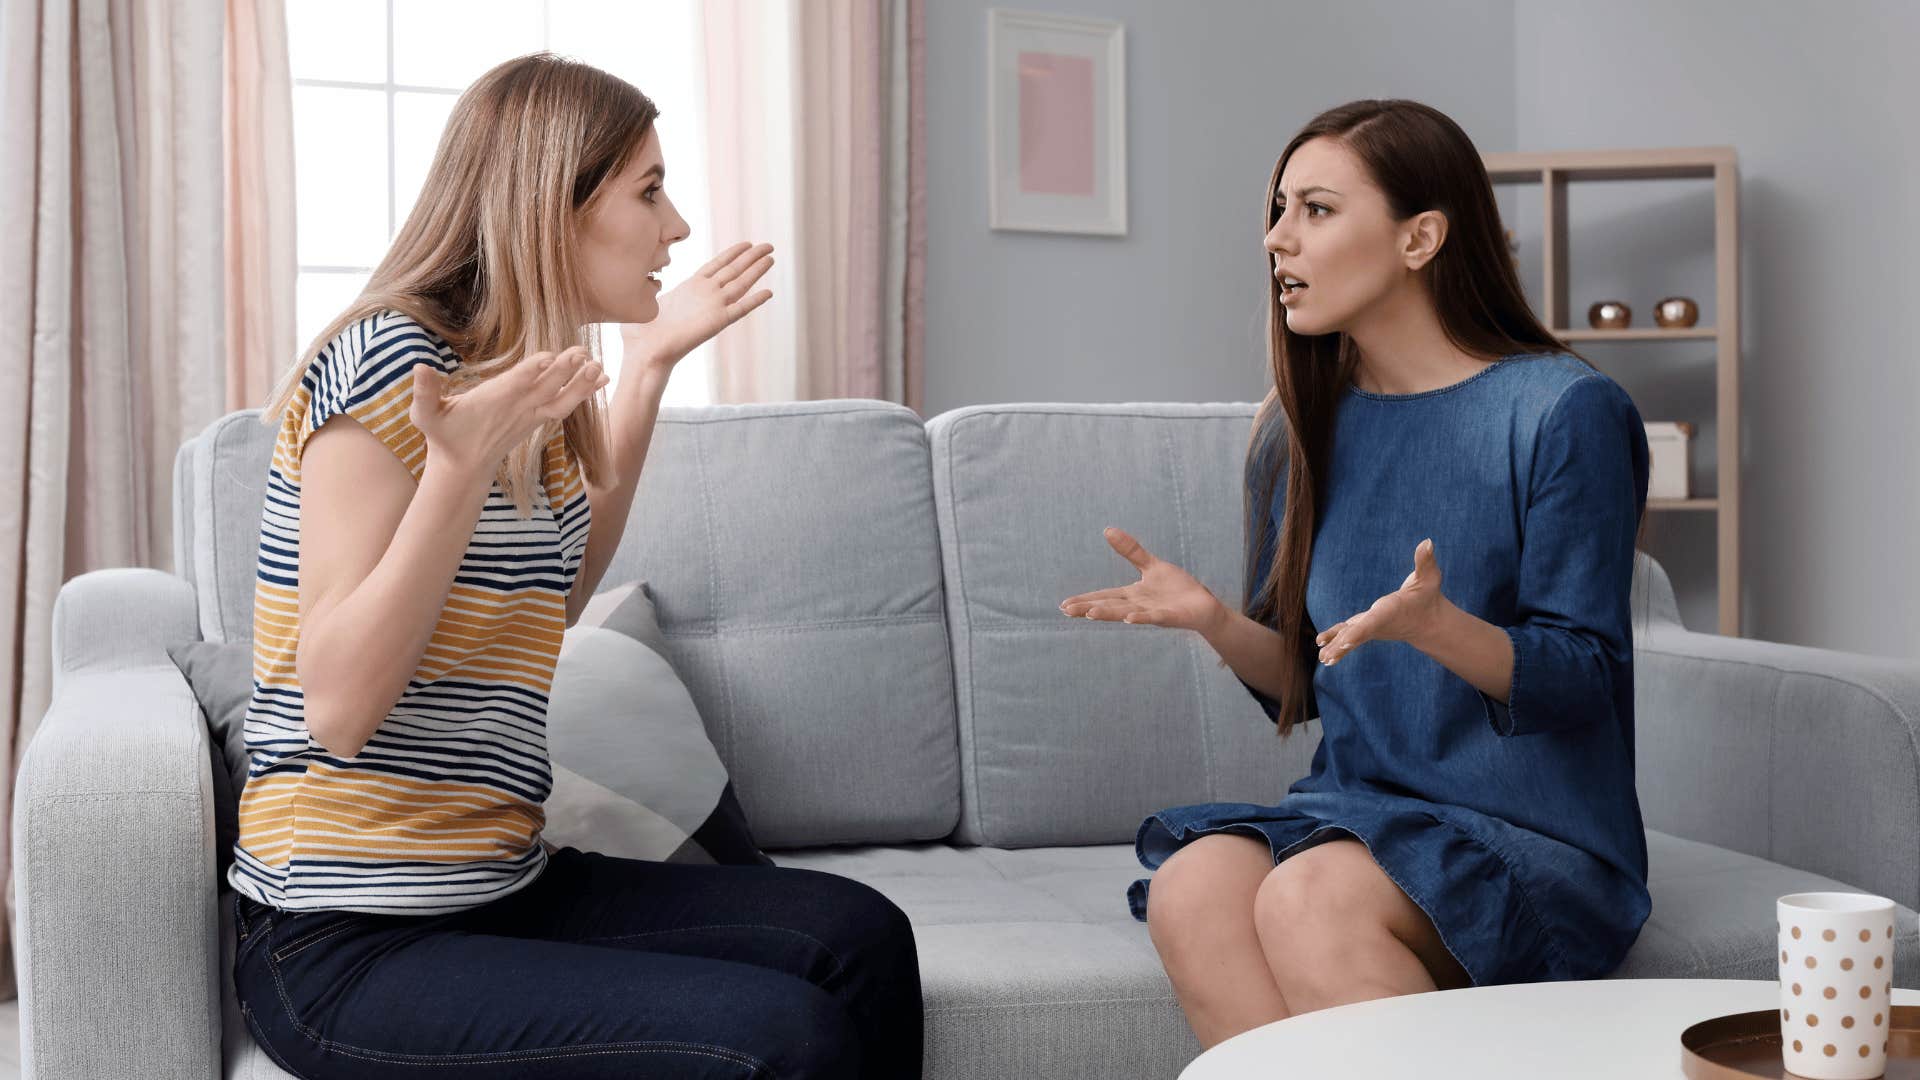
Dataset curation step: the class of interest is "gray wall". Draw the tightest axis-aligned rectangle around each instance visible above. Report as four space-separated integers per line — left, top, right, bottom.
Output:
923 1 1917 657
922 0 1517 413
1512 1 1919 652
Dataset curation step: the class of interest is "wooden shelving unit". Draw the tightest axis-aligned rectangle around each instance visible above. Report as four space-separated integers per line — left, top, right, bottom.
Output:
1482 146 1741 636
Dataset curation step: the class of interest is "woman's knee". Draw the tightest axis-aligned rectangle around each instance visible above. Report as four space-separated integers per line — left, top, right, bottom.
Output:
1251 844 1373 954
786 870 919 982
1147 834 1272 954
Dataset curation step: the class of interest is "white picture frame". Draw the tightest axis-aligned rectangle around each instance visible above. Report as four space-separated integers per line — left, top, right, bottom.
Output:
986 9 1127 235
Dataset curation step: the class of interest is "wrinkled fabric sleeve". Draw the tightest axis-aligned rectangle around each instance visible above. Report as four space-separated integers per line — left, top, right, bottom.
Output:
1483 375 1649 737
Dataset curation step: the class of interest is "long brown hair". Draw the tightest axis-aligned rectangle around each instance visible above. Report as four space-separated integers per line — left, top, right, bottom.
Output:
262 53 656 509
1245 99 1569 736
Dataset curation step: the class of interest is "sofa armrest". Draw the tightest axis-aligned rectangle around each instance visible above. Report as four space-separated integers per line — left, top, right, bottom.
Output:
1634 622 1920 910
15 569 220 1080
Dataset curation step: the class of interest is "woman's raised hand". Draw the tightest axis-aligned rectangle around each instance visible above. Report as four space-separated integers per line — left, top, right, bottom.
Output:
1314 538 1447 666
1060 527 1227 635
620 241 775 374
410 346 607 480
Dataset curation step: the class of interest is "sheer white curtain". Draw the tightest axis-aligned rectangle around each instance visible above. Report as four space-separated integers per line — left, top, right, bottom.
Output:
704 0 924 409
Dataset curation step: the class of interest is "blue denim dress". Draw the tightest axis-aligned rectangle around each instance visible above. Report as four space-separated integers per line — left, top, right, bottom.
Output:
1130 353 1654 987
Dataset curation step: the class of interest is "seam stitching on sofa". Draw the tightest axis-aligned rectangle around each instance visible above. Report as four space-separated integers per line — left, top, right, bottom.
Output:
1161 421 1216 799
660 612 946 638
940 421 988 843
689 427 740 783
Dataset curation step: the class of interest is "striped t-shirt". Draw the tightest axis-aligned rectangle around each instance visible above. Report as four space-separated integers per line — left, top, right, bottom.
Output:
229 311 592 914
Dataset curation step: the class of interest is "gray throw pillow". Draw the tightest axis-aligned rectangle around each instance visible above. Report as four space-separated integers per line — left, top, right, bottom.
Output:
165 580 768 876
546 582 769 865
166 640 254 881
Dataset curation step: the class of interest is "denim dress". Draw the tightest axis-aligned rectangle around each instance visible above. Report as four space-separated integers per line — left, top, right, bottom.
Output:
1130 353 1654 987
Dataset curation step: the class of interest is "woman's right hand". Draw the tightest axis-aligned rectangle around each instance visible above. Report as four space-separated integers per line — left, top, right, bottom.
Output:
1060 527 1228 636
409 346 607 480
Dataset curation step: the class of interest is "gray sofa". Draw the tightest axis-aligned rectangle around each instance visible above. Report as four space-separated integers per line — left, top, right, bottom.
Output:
18 399 1920 1080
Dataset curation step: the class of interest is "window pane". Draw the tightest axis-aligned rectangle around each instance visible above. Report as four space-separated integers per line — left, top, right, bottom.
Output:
600 324 712 407
392 0 543 89
393 91 460 232
296 271 373 354
292 86 390 266
659 344 715 408
546 0 654 78
285 0 386 84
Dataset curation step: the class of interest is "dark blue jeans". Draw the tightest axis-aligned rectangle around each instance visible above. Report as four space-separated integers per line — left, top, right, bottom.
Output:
232 847 922 1078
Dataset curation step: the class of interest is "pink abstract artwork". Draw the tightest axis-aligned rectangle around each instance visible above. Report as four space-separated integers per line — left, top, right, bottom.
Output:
1016 51 1095 196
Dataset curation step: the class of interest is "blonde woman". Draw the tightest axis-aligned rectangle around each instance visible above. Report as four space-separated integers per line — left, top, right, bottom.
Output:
232 54 921 1078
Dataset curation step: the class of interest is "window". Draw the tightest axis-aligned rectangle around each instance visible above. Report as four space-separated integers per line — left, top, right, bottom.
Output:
286 0 714 404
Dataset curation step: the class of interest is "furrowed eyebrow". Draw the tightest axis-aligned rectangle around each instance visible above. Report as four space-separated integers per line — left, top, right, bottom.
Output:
1276 185 1340 201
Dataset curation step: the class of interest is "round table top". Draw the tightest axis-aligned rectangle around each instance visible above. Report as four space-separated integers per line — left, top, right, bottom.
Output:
1180 978 1920 1079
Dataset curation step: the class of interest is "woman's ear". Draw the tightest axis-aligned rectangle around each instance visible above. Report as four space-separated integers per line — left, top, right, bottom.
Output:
1402 209 1449 271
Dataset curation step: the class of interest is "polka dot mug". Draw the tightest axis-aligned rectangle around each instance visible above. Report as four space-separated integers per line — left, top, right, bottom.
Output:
1779 892 1896 1079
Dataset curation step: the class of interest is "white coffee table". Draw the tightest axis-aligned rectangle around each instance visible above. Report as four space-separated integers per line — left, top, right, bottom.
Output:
1181 978 1920 1079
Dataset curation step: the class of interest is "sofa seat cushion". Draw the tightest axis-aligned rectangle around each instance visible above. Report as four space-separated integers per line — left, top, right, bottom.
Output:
1619 831 1920 980
772 830 1920 1080
222 829 1920 1080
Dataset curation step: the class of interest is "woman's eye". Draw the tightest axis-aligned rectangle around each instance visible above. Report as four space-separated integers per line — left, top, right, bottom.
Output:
643 185 662 204
1307 203 1330 218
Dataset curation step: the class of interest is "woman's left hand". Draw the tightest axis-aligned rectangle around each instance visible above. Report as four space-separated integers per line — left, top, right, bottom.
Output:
1315 538 1450 666
620 241 774 375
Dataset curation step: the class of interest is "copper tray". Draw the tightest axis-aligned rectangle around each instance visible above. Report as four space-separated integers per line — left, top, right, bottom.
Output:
1683 1005 1920 1078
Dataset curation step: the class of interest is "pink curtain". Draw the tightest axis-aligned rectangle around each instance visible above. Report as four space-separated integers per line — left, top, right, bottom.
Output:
224 0 297 412
703 0 924 408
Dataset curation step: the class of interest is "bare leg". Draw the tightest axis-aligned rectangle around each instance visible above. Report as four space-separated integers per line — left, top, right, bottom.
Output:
1145 833 1292 1047
1253 838 1471 1015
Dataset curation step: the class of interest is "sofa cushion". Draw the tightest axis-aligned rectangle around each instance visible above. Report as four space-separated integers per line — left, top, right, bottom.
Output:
771 829 1919 1080
180 400 962 850
596 401 960 848
927 404 1314 847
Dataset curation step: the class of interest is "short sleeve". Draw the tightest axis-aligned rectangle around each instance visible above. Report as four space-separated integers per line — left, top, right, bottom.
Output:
543 430 593 582
1482 374 1649 737
290 313 449 480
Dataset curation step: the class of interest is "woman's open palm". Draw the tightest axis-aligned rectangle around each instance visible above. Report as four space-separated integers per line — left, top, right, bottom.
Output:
1315 538 1445 665
410 346 606 477
1060 528 1222 633
621 241 774 372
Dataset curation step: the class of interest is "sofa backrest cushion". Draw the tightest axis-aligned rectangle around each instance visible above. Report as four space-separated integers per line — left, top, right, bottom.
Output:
927 404 1317 847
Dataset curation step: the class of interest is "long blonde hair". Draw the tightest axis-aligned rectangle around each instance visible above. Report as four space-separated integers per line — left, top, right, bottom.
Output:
263 53 656 509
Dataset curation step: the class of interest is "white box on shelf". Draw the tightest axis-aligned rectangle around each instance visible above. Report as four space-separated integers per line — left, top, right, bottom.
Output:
1645 421 1693 500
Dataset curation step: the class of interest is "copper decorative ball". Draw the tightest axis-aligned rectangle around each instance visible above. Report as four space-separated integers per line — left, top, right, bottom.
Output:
1654 297 1699 328
1587 301 1631 330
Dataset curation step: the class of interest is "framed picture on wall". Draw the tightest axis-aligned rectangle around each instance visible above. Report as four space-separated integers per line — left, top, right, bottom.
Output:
986 9 1127 235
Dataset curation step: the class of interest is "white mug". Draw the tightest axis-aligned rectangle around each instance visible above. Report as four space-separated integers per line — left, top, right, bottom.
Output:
1778 892 1896 1079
